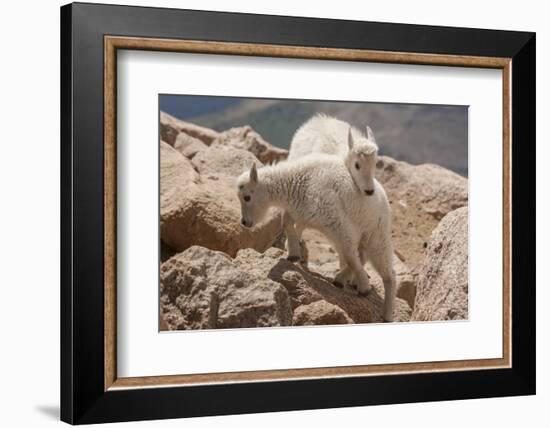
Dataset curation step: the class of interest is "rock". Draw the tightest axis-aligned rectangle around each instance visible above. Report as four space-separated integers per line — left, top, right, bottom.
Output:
235 249 324 310
212 126 288 164
192 144 262 179
160 141 200 191
160 244 412 331
159 314 170 331
159 112 182 146
160 142 281 257
160 111 220 145
161 246 292 329
234 247 412 323
160 241 177 263
375 156 468 268
396 275 417 309
412 207 468 321
173 132 207 159
394 256 417 309
293 300 353 325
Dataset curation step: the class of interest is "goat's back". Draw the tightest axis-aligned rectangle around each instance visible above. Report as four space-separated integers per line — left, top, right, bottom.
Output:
289 114 362 160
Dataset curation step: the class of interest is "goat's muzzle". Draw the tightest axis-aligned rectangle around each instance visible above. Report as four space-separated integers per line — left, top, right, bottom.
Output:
241 218 252 228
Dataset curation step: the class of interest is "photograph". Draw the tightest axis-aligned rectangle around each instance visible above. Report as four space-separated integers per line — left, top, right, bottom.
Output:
159 95 469 330
54 2 536 425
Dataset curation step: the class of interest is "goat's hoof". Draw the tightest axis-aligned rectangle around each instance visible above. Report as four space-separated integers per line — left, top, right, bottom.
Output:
349 283 358 290
382 318 393 323
332 280 344 289
287 255 300 262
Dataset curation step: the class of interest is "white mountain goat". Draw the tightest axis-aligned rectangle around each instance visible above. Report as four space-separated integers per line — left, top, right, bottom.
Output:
236 156 396 322
285 115 380 268
289 114 379 196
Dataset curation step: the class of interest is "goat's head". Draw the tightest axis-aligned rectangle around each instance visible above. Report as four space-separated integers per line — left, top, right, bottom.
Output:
345 126 378 196
236 163 270 228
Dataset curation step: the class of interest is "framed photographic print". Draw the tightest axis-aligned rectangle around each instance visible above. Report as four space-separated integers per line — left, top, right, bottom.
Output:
60 2 536 424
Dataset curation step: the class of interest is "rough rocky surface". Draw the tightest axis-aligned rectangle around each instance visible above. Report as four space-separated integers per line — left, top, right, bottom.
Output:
160 111 220 146
192 143 262 179
412 207 468 321
293 300 353 326
173 132 207 159
375 156 468 268
161 246 412 330
161 246 292 329
160 141 281 257
234 248 412 324
212 126 288 164
160 141 200 193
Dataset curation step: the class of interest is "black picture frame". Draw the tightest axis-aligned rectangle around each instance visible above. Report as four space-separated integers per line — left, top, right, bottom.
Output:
61 2 535 424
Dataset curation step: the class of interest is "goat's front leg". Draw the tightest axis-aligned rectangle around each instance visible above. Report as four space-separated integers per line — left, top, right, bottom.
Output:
333 245 366 288
333 266 353 288
339 244 372 296
283 212 302 262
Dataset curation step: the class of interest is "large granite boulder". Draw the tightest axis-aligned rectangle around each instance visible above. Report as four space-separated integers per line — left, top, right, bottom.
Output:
161 246 292 330
160 111 220 146
375 155 468 268
412 207 468 321
212 126 288 164
160 142 281 257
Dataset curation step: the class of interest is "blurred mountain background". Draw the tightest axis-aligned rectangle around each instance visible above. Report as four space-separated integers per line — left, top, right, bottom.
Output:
160 95 468 176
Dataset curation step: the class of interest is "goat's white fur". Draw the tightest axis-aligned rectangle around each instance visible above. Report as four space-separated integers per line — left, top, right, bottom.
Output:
237 155 396 321
289 114 379 196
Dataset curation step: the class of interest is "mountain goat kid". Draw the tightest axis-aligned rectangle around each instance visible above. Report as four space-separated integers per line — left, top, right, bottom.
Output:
236 156 396 322
289 114 379 196
286 115 381 265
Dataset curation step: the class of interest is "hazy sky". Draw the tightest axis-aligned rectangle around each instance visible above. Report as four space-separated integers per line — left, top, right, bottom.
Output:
160 94 240 118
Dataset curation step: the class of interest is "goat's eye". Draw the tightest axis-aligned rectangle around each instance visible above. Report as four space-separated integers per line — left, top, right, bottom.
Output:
355 162 360 170
244 195 251 202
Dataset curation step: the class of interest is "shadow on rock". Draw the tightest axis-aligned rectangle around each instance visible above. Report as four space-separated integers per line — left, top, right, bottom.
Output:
264 253 410 324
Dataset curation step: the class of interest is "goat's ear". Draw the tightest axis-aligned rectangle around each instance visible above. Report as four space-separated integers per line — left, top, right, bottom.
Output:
366 126 376 142
250 163 258 184
347 127 354 150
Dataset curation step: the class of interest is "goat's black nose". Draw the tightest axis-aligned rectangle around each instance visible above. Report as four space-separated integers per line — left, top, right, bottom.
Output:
365 189 374 196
